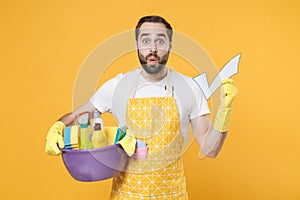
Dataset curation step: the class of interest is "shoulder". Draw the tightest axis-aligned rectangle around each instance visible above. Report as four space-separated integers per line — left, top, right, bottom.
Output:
170 69 199 89
102 68 140 86
170 69 193 81
112 68 141 97
170 69 206 100
106 73 124 85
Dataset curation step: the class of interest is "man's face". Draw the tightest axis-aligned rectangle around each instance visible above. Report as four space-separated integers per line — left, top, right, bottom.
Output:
136 22 171 74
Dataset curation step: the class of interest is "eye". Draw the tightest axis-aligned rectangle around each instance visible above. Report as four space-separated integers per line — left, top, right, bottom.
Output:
142 38 150 45
157 39 165 45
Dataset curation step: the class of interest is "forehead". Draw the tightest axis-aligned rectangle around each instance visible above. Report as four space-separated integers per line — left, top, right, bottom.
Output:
138 22 169 38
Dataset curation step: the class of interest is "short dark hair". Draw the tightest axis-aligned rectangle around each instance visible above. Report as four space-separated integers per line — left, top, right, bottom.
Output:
135 15 173 41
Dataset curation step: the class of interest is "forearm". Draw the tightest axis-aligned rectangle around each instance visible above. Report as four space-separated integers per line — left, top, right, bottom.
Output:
192 115 229 158
197 127 228 158
57 101 96 126
58 113 76 126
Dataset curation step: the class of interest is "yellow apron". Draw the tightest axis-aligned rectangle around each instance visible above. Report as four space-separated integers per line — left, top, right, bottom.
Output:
110 70 188 199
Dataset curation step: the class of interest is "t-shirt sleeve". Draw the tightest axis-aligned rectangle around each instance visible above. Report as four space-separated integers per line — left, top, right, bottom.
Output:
89 74 123 113
189 78 211 119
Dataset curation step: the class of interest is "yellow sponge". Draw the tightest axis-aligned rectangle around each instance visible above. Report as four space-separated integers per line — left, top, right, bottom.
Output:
117 133 136 157
104 126 119 144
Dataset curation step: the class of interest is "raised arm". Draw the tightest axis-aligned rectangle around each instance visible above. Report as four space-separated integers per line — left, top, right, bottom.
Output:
192 79 238 158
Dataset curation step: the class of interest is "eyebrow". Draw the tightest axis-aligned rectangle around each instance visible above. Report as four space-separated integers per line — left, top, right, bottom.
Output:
157 33 167 38
140 33 167 38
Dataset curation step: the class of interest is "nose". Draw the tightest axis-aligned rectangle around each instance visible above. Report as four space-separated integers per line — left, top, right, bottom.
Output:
149 41 157 53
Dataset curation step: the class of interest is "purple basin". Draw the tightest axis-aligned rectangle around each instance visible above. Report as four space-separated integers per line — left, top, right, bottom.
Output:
61 144 128 182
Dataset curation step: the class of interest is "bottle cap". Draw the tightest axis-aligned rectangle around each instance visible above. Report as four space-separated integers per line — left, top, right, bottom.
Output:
94 110 100 118
79 112 89 125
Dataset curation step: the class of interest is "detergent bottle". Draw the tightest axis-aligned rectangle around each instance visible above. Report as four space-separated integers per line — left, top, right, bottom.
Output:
92 110 107 148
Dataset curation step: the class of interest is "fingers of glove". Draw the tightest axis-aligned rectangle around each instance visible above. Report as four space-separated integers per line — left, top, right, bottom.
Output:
46 150 54 156
45 134 62 155
57 134 65 149
53 121 66 130
46 148 60 156
221 79 238 98
220 79 238 108
221 78 234 85
222 87 238 99
53 145 62 155
50 121 65 136
46 143 61 156
47 128 61 140
45 147 54 156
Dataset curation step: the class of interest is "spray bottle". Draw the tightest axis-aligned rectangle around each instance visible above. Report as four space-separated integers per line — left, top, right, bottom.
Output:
79 112 93 149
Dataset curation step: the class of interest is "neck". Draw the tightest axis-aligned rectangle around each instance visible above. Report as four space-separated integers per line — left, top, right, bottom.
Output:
141 67 168 82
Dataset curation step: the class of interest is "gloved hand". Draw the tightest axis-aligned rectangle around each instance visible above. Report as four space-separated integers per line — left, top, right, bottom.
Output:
213 79 238 132
45 121 65 155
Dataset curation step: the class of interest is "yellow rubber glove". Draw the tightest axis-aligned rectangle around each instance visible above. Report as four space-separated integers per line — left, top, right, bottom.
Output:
213 79 238 132
45 121 65 156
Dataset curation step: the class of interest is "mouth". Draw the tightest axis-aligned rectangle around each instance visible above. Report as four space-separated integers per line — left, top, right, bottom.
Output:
147 55 158 64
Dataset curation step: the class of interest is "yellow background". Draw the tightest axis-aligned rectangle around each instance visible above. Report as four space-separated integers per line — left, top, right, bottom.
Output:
1 0 299 199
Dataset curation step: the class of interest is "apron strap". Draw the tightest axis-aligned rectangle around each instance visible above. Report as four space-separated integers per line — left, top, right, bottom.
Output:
165 68 173 97
128 68 142 98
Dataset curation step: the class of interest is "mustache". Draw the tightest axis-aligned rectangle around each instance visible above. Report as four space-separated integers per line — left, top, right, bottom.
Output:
146 53 159 60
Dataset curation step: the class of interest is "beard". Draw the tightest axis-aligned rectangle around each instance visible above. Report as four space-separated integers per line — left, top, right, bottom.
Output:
138 50 170 74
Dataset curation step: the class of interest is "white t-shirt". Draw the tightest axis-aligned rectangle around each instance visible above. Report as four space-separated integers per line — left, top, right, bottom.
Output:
89 68 210 142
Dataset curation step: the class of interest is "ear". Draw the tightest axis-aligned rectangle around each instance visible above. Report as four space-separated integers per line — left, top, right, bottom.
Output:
135 40 139 51
169 41 172 51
